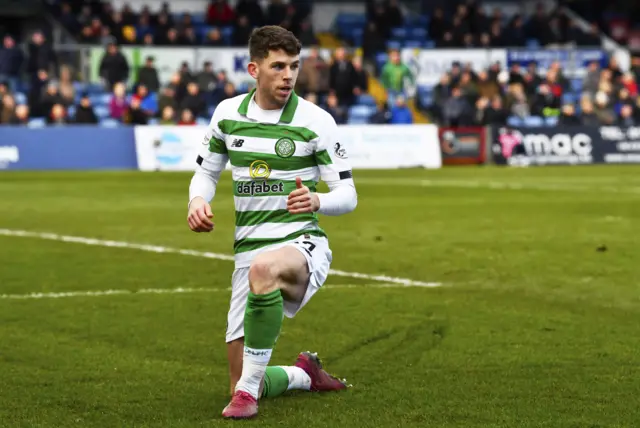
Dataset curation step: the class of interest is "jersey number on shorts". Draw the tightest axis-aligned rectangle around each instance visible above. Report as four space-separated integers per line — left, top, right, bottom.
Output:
300 240 316 256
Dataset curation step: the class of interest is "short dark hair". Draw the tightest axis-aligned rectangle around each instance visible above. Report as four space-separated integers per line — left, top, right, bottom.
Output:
249 25 301 61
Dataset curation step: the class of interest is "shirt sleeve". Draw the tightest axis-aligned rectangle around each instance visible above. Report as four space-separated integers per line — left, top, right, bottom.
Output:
188 105 229 206
314 113 357 216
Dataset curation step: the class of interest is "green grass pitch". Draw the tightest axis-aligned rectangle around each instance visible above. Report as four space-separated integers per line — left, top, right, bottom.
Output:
1 166 639 427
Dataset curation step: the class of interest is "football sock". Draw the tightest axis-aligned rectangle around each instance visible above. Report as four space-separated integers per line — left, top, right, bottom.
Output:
261 366 312 398
235 290 283 400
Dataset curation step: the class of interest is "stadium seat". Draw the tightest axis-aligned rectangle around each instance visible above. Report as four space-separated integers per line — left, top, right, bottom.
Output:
73 81 86 93
410 27 427 40
221 26 234 45
423 40 436 49
351 28 364 46
523 116 544 127
14 92 26 105
99 93 113 105
386 40 402 50
99 118 119 127
391 27 407 40
545 116 559 127
67 105 76 118
526 39 541 49
196 117 209 125
404 40 423 48
85 83 104 94
148 118 159 125
356 94 377 107
507 116 524 127
28 117 46 128
570 79 583 93
348 105 375 123
562 93 577 105
94 105 109 119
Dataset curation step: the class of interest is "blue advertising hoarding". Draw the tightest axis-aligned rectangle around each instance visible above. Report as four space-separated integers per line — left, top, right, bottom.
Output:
506 49 607 78
0 127 138 170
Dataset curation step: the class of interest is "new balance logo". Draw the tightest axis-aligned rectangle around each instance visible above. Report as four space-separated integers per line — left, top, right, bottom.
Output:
231 139 244 147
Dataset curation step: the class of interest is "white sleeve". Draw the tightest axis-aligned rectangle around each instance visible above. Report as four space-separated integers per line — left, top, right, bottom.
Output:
188 106 229 207
314 114 357 216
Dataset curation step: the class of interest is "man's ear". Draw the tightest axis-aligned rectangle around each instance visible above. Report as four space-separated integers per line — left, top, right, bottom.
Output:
248 61 259 79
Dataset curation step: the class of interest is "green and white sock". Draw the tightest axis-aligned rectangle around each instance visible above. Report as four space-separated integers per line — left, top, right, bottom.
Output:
235 290 283 400
261 366 312 398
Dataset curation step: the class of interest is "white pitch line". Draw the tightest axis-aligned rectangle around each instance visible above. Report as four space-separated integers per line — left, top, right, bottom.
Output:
0 284 429 300
0 229 440 288
355 178 640 194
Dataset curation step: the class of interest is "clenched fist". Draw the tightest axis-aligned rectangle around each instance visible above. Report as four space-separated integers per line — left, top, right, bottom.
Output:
287 177 320 214
187 197 214 233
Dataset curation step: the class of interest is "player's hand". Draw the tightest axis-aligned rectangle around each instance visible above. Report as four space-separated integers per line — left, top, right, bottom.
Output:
187 197 215 233
287 177 320 214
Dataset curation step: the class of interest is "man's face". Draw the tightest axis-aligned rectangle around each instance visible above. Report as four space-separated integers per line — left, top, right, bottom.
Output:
251 49 299 108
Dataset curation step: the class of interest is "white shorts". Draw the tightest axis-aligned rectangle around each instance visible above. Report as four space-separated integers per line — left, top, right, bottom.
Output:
225 234 332 343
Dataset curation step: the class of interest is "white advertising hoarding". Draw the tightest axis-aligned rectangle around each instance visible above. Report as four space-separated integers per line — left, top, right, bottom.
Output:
134 124 442 172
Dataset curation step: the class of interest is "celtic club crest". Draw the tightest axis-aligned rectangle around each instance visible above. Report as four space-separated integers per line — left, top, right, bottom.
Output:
275 137 295 158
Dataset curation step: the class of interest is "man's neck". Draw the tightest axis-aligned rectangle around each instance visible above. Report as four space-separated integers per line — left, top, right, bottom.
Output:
254 89 284 111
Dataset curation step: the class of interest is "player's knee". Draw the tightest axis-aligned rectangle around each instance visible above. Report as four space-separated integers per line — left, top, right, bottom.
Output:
248 256 279 294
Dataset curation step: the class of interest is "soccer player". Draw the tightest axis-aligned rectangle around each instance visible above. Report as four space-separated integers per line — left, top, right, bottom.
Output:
186 26 358 419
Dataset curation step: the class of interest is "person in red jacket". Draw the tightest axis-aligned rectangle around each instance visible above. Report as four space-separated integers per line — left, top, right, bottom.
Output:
207 0 235 26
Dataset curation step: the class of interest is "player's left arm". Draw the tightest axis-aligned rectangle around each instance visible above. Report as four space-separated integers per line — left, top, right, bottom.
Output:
287 114 357 216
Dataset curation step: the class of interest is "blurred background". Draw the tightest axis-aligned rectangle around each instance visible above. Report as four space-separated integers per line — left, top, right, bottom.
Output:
0 0 639 130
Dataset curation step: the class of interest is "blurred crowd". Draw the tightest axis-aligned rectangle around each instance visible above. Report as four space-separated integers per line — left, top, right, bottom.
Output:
426 55 640 127
48 0 317 47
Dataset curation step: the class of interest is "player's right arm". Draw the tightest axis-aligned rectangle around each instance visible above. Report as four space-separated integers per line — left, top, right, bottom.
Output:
187 105 228 233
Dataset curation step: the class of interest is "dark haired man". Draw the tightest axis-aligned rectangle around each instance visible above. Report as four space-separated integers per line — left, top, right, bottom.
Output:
187 25 358 419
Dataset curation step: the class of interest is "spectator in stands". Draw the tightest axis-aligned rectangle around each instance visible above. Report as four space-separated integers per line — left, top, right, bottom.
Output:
0 94 15 124
296 47 330 98
74 93 98 124
324 92 346 124
622 72 638 97
41 82 66 117
427 6 447 42
390 95 413 124
58 2 80 35
28 69 49 117
558 103 581 125
361 22 386 74
233 15 253 46
137 56 160 93
583 61 601 97
178 108 196 125
27 31 57 78
579 96 600 126
531 83 560 118
616 88 634 114
109 82 128 120
267 0 288 27
506 14 527 47
296 18 318 46
236 0 265 27
133 84 158 117
352 56 369 99
506 83 530 119
58 65 76 106
0 81 7 101
370 102 390 124
380 49 414 94
593 91 615 124
619 104 635 126
208 0 235 26
477 70 501 100
180 82 206 118
443 86 473 126
329 47 358 106
158 86 177 117
197 61 218 95
11 105 30 125
0 35 24 91
47 103 68 125
99 42 129 90
205 28 225 46
160 105 176 125
304 92 318 105
123 96 148 125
